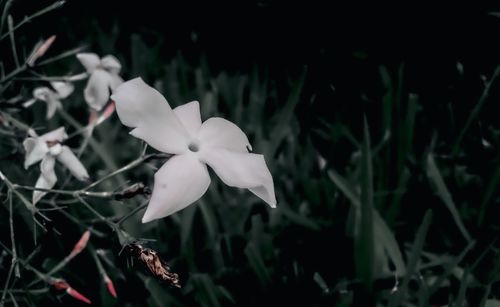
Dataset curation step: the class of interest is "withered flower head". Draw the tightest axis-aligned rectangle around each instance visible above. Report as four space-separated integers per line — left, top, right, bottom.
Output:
124 242 181 288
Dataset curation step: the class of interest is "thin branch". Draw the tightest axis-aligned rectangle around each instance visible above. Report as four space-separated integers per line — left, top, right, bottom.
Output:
0 1 65 41
7 15 20 67
8 190 20 278
0 0 14 36
117 200 148 226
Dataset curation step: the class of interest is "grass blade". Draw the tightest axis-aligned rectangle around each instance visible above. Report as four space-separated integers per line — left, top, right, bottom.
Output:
426 153 471 242
355 117 375 291
389 210 433 307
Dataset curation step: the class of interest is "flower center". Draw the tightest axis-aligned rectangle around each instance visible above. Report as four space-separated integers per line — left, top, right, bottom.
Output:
188 142 199 152
48 143 62 156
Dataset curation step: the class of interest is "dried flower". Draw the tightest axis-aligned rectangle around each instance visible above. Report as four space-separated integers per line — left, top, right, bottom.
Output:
124 242 181 288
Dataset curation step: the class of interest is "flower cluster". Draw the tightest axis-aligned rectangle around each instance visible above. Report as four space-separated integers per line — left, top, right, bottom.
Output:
18 45 276 221
2 28 277 305
20 52 123 204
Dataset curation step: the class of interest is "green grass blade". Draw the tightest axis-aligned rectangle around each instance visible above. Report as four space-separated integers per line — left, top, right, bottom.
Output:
328 168 405 280
484 299 500 307
477 156 500 226
454 266 471 307
192 274 222 307
327 169 360 208
389 210 432 307
426 153 471 242
452 66 500 156
428 240 475 295
355 117 375 292
244 241 271 287
479 285 492 307
268 67 307 157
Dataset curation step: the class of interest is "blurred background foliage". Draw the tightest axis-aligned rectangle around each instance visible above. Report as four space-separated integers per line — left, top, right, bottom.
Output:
3 1 500 306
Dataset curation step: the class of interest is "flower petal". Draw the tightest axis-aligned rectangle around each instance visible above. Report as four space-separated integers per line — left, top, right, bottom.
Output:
76 53 100 73
33 155 57 204
33 87 52 102
100 55 121 74
56 146 89 181
51 81 74 99
45 98 62 119
39 127 67 143
143 153 211 223
109 74 123 90
84 70 112 111
22 98 37 108
199 148 276 207
198 117 252 153
23 138 48 169
173 101 202 138
111 78 190 154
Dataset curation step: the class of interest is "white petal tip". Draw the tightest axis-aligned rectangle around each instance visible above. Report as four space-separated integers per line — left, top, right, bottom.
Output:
141 215 154 223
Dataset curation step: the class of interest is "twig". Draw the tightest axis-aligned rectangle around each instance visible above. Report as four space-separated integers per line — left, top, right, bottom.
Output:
57 108 124 180
0 0 13 36
7 15 20 67
36 46 87 67
0 1 65 41
8 190 20 278
83 152 167 191
0 170 51 223
117 200 148 226
75 195 116 229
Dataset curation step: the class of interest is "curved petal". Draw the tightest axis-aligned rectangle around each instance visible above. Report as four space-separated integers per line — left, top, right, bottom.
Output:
173 101 202 138
84 70 112 111
39 127 67 143
33 155 57 205
199 148 276 207
143 153 211 223
51 81 74 99
33 87 52 102
45 98 62 119
109 74 123 90
111 78 190 154
100 55 121 74
22 98 37 108
76 53 100 73
23 138 48 169
198 117 252 152
56 146 89 181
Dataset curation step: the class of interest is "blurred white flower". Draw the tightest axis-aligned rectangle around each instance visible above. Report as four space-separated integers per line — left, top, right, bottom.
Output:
112 78 276 223
76 53 123 111
23 82 74 119
23 127 89 204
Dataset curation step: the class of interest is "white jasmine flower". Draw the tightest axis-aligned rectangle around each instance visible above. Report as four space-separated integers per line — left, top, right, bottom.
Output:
112 78 276 223
76 53 123 111
23 82 74 119
23 127 89 204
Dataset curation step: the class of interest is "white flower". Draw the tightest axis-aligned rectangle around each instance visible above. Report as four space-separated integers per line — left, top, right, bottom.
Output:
76 53 123 111
23 127 90 204
111 78 276 223
23 82 74 119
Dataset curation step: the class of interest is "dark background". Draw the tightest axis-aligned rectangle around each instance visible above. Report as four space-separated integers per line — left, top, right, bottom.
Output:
4 1 500 306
